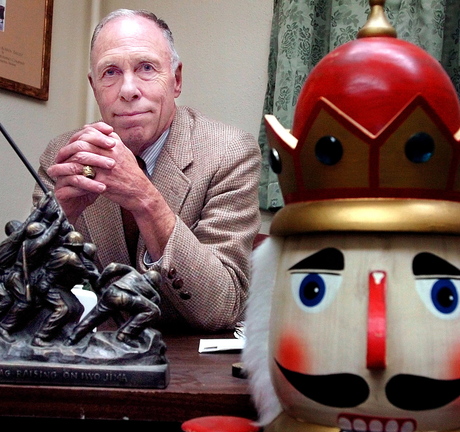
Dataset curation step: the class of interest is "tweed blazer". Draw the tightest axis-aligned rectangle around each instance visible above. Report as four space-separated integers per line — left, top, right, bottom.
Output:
34 106 262 332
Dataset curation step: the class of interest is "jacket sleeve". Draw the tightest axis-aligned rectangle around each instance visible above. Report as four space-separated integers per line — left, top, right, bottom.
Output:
141 131 261 331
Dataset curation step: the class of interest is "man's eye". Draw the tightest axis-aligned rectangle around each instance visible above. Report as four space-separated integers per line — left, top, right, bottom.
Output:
139 64 155 73
103 68 117 77
415 278 460 319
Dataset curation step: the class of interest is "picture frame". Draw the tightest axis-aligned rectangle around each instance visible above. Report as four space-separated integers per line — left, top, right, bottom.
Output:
0 0 54 101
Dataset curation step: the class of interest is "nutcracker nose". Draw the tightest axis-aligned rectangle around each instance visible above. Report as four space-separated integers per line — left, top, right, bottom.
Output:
367 271 387 370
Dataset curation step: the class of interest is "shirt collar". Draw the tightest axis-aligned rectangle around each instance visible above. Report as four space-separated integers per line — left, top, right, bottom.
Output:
139 128 170 176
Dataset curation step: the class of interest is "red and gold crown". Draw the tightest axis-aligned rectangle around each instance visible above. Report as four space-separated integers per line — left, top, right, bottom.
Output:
266 0 460 236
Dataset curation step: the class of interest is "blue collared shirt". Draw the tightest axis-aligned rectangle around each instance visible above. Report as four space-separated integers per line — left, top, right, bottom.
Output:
139 128 170 176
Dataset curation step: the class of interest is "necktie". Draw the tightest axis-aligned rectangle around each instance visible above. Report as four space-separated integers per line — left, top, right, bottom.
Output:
121 157 146 266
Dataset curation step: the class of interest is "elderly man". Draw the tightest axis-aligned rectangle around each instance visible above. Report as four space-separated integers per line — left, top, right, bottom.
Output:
34 9 261 332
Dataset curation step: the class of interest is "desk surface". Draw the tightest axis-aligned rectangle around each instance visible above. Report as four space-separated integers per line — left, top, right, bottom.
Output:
0 332 257 423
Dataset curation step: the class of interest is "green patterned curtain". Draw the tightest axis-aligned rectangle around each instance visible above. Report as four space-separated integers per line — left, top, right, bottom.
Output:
258 0 460 210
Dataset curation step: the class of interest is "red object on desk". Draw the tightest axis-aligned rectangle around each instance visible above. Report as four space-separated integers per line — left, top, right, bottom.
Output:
181 415 260 432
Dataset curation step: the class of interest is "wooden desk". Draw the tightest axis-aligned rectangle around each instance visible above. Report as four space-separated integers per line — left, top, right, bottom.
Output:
0 332 256 423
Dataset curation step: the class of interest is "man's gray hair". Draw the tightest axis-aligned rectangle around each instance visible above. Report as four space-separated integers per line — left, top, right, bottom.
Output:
90 9 180 72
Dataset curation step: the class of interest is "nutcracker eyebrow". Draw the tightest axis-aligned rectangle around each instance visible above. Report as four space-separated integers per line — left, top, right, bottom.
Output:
412 252 460 276
289 248 344 271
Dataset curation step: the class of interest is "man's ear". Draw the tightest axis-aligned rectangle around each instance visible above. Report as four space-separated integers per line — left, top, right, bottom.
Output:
88 72 96 94
174 62 183 98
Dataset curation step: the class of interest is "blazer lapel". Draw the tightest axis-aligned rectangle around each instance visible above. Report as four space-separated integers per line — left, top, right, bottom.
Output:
150 107 193 214
152 151 191 214
137 107 194 260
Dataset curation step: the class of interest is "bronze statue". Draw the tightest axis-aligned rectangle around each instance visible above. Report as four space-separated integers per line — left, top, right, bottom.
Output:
0 124 169 388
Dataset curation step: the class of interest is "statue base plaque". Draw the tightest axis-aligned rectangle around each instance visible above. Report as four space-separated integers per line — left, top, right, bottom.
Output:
0 324 169 388
0 361 169 388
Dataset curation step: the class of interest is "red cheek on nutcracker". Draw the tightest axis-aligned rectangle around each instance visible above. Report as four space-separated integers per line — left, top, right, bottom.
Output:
276 331 309 372
450 344 460 380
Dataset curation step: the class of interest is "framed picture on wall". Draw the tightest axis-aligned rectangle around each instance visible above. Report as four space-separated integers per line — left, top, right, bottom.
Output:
0 0 53 101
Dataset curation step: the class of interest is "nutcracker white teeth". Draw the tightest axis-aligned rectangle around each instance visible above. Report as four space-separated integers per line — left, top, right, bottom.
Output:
337 415 416 432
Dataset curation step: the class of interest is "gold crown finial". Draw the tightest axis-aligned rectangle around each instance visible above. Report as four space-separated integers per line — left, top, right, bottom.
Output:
357 0 397 38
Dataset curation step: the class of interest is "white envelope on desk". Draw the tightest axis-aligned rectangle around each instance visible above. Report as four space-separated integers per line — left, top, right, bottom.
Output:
198 338 245 353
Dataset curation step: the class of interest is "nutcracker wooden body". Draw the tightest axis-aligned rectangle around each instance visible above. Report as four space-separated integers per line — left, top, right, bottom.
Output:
243 2 460 431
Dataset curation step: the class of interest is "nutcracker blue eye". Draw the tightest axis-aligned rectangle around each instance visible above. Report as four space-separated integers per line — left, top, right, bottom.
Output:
299 274 325 307
290 272 341 313
289 248 343 313
430 279 458 315
415 278 460 319
413 252 460 320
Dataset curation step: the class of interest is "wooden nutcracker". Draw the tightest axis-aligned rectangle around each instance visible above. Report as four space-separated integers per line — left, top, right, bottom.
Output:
243 1 460 431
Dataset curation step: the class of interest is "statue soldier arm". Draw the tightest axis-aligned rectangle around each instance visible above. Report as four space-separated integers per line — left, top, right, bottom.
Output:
96 263 134 291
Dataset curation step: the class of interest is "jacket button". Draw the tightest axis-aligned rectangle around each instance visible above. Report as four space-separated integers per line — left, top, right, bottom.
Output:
168 267 177 279
172 278 184 289
180 291 191 300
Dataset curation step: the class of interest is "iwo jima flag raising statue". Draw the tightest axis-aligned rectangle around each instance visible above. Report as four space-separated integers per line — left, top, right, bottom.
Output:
0 123 168 388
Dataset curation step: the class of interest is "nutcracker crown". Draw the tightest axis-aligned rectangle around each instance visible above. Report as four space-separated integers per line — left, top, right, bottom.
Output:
266 0 460 236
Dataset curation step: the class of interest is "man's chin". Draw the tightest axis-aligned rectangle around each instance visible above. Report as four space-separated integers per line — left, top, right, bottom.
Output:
117 127 150 151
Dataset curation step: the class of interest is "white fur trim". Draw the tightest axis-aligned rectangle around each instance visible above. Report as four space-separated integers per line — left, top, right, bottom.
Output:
242 237 283 425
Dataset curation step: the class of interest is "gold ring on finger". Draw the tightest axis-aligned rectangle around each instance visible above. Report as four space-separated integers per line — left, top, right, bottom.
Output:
82 165 96 179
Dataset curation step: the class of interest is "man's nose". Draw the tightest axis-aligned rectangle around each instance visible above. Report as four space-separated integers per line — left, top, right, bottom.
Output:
367 270 386 370
119 73 141 101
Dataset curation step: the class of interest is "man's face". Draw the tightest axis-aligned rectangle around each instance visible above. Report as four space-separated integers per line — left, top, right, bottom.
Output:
89 16 182 154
